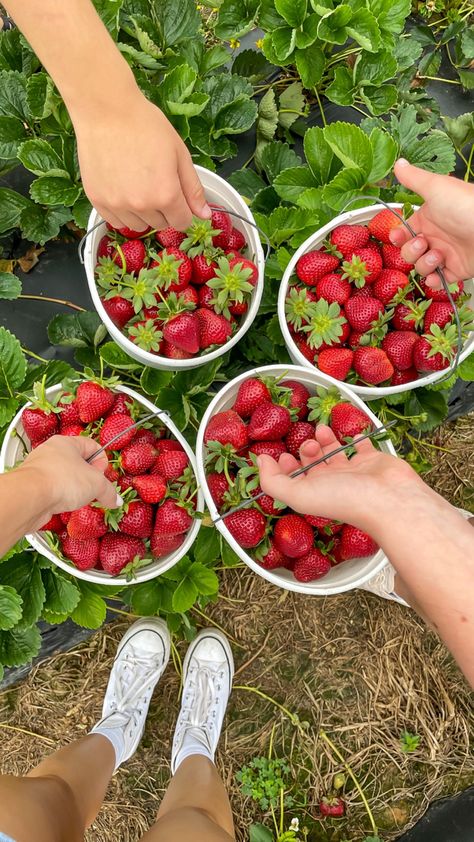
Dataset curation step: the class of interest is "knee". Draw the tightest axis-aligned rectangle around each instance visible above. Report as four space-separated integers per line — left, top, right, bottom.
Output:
152 806 234 840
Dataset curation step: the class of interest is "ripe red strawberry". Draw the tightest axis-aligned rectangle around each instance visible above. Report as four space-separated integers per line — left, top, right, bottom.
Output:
233 378 271 418
274 514 314 558
109 393 134 416
156 227 185 249
97 235 114 259
353 346 394 384
249 440 287 460
106 222 151 238
227 226 246 252
368 208 403 244
177 286 199 308
329 224 370 258
392 300 428 331
119 500 153 538
99 413 135 450
348 329 366 348
315 273 351 306
151 531 184 557
304 515 342 535
112 239 146 274
67 505 107 539
204 410 248 450
58 396 80 427
197 283 215 309
317 347 354 381
131 474 167 503
381 243 414 273
150 247 192 292
252 486 283 517
294 334 316 363
155 438 184 453
343 247 383 285
255 539 289 570
153 450 189 480
104 462 120 482
197 308 233 349
192 254 218 285
420 278 464 302
60 423 85 437
330 403 371 442
207 472 233 508
59 511 71 525
248 401 291 441
284 421 315 457
373 269 410 305
162 312 199 354
133 429 158 447
391 367 418 385
101 295 135 328
228 255 258 286
319 796 346 818
296 250 340 284
211 206 232 248
345 295 383 332
40 514 64 533
62 535 100 570
22 408 58 443
100 534 147 575
118 474 134 492
280 379 311 420
340 525 378 559
382 331 418 370
121 441 157 475
162 340 193 360
228 299 248 316
225 508 266 548
76 382 115 423
293 548 331 582
413 336 450 372
423 301 455 332
153 500 192 535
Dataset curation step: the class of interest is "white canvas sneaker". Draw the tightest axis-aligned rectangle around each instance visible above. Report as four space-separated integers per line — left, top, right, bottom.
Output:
91 617 170 767
171 629 234 775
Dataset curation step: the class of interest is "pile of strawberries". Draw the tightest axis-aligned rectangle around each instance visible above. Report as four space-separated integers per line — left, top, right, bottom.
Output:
94 206 259 360
203 374 379 583
22 380 197 577
285 208 472 386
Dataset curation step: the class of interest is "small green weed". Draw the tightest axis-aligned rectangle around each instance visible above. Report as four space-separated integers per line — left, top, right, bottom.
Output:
237 757 294 811
400 731 421 753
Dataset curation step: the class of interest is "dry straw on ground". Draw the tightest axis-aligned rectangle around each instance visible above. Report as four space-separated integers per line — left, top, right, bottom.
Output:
1 415 473 842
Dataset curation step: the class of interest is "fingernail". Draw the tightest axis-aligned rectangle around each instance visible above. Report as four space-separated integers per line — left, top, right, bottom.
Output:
388 231 398 244
396 157 409 167
115 493 124 507
426 253 438 265
200 203 212 219
256 456 262 468
412 238 424 251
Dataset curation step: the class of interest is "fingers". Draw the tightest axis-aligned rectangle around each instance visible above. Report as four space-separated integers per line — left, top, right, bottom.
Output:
94 474 122 510
69 435 108 472
257 454 299 500
95 204 124 230
394 158 436 200
413 248 445 277
178 151 211 220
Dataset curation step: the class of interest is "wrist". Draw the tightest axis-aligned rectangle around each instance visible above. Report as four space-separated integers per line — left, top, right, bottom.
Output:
16 462 56 525
67 62 139 126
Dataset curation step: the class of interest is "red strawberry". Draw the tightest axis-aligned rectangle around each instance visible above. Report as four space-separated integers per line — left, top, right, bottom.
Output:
420 278 464 302
391 367 418 385
285 421 315 457
211 206 232 248
101 295 135 328
162 341 193 360
317 347 354 381
197 308 233 349
198 283 215 309
345 295 384 332
296 250 340 284
177 286 199 308
227 227 246 252
315 273 351 306
118 500 153 538
59 511 71 525
112 239 146 274
97 235 114 259
192 254 218 285
76 382 115 423
233 378 271 418
99 413 136 450
280 379 311 420
368 208 403 244
255 539 289 570
252 486 283 517
329 224 370 258
228 299 248 316
225 508 266 548
121 441 157 475
104 463 120 482
382 331 418 370
381 243 414 273
207 472 233 508
155 438 184 454
413 336 450 372
293 548 331 582
60 423 85 437
392 300 428 331
423 301 455 332
204 410 248 450
373 269 410 305
109 393 134 416
132 429 157 447
343 247 383 285
153 450 189 480
100 534 147 575
163 312 199 354
294 334 317 363
348 329 366 348
229 255 258 286
330 403 371 442
67 505 107 539
319 796 346 818
22 408 58 443
353 346 394 384
274 514 314 558
58 396 80 427
151 531 184 557
304 515 342 535
62 535 100 571
340 524 378 559
156 227 185 249
248 402 291 441
151 247 192 292
118 474 134 492
249 440 287 460
131 474 167 503
106 222 151 238
40 514 64 533
153 500 192 535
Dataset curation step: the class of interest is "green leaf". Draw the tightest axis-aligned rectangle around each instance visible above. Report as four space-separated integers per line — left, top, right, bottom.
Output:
22 359 75 393
0 187 32 234
278 81 305 130
0 585 23 630
213 96 258 139
215 0 259 40
272 26 297 62
249 823 274 842
418 48 441 78
93 0 124 35
0 625 41 667
192 527 221 566
189 562 219 595
41 568 81 616
29 176 82 207
317 5 353 44
21 204 73 245
0 271 21 299
228 168 266 201
48 312 107 350
232 50 275 84
304 125 339 185
442 112 474 151
128 580 163 615
257 89 278 145
200 44 230 76
0 70 28 121
255 206 317 246
72 194 93 229
260 141 302 181
0 554 45 628
404 129 455 174
273 166 317 202
71 582 107 629
369 0 411 37
0 396 19 427
0 326 27 397
458 69 474 91
153 0 201 47
274 0 307 28
295 43 325 88
458 352 474 381
0 115 27 159
406 388 448 433
361 83 398 115
294 13 320 48
18 138 69 178
140 367 172 395
323 166 376 210
26 72 55 119
172 576 198 613
346 8 381 52
354 50 397 86
323 121 373 176
394 36 423 71
368 127 397 182
161 63 196 105
460 26 474 60
220 538 241 567
325 65 355 106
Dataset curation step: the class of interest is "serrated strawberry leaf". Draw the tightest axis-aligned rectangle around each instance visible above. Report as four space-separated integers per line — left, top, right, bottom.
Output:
0 553 45 628
0 624 41 667
70 582 107 629
0 585 23 630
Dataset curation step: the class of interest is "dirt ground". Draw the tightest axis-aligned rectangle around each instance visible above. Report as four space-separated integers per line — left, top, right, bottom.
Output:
1 415 473 842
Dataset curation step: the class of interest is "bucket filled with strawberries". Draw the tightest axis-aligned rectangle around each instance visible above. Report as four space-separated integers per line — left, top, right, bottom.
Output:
0 379 203 585
83 166 265 370
196 365 396 595
278 204 474 399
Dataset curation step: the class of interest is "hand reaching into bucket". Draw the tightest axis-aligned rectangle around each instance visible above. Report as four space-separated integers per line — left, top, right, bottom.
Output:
391 159 474 290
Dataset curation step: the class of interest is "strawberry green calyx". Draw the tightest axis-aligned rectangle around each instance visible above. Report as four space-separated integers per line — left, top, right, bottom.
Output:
424 323 458 360
180 217 221 257
169 464 197 499
156 291 195 323
82 364 121 392
397 298 430 329
25 376 62 414
149 250 185 290
322 237 343 259
205 441 247 482
207 256 253 318
359 308 394 345
307 386 340 424
341 255 369 288
285 286 314 331
302 300 347 349
95 257 125 291
120 269 157 313
127 319 163 352
122 554 154 583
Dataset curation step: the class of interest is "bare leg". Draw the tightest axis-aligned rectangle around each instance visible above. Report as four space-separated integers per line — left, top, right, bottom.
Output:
0 733 114 842
141 756 234 842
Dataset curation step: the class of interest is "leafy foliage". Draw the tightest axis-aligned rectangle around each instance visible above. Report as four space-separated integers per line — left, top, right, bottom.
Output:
236 756 294 810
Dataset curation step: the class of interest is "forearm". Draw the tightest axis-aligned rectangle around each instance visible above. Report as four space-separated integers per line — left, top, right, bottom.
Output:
0 467 53 556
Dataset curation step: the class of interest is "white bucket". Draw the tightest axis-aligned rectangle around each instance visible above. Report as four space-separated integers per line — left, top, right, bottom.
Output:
83 166 265 370
0 384 203 586
278 204 474 399
196 364 396 595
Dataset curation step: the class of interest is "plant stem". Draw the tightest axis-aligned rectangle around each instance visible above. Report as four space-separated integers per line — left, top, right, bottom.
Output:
421 75 461 85
20 347 49 363
464 143 474 182
0 722 55 745
313 88 326 127
234 684 304 730
19 294 85 312
319 729 378 836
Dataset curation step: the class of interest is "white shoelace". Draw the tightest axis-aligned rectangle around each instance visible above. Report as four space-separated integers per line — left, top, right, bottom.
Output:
176 665 225 751
110 648 164 714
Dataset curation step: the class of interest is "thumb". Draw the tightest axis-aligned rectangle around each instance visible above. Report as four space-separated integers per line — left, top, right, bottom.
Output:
178 152 211 219
394 158 436 199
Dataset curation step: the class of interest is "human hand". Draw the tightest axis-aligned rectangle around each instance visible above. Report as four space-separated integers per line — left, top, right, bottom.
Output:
257 424 427 534
18 435 121 529
74 89 211 232
390 158 474 289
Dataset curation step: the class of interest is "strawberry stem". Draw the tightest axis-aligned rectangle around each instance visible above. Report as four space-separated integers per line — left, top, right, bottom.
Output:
319 729 378 836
